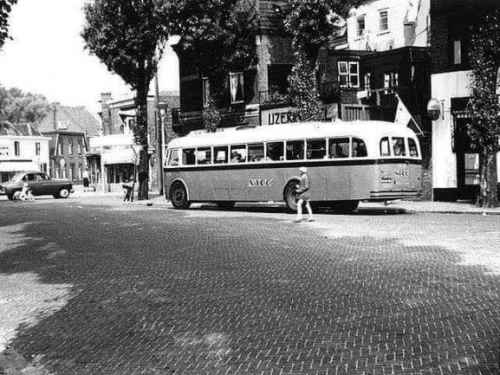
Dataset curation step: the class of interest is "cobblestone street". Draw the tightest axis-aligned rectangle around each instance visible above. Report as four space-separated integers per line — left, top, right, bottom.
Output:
0 196 499 375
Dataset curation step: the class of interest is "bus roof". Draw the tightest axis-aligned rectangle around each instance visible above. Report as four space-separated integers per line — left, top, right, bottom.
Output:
167 120 419 149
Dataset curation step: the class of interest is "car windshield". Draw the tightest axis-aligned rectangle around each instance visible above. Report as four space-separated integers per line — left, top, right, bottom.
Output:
9 172 26 183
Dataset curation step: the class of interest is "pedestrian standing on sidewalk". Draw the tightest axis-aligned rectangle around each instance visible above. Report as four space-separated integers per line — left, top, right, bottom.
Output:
82 169 90 189
295 167 314 222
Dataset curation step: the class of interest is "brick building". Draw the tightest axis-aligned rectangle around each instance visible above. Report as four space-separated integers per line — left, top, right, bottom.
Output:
89 92 179 192
37 104 100 183
172 0 297 133
430 0 499 201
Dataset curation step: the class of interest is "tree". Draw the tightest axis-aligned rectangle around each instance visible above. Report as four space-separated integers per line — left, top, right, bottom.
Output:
0 0 16 48
82 0 168 200
468 10 500 208
0 85 51 124
284 0 360 120
163 0 258 122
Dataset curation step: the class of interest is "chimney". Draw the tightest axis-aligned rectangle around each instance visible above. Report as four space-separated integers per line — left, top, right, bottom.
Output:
99 92 113 135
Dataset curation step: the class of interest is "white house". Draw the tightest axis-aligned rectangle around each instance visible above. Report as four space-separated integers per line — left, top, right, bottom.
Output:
0 122 50 183
346 0 430 51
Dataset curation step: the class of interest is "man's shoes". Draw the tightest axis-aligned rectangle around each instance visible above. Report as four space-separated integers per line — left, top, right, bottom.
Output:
307 218 315 222
294 218 303 223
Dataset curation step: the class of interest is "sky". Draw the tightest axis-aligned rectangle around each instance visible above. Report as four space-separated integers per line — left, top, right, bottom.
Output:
0 0 180 117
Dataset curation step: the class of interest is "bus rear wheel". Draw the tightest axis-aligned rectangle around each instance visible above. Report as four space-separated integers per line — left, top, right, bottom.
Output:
284 180 299 212
170 182 190 209
331 200 359 213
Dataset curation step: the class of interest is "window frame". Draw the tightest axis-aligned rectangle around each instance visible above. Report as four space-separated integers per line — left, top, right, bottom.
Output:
285 140 305 161
380 137 391 157
357 15 366 37
214 146 229 164
196 147 212 165
182 148 196 166
248 143 265 163
230 144 247 164
351 137 368 158
265 141 285 162
202 77 210 109
338 61 360 89
306 138 327 160
229 72 245 105
14 141 20 156
379 9 389 32
35 142 41 156
408 138 419 158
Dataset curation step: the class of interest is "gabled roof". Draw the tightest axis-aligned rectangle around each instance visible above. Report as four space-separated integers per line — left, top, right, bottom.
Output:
37 104 100 136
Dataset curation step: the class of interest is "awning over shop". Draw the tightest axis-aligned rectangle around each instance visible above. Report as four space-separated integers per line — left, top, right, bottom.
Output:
102 148 135 165
0 160 39 172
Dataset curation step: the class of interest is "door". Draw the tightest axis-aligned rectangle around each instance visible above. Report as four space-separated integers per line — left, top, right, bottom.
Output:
454 117 479 200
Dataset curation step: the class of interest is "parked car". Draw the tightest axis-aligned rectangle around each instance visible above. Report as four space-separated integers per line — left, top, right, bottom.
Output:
0 171 73 200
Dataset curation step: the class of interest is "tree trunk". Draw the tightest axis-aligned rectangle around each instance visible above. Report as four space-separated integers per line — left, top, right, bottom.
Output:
477 147 498 208
135 78 149 201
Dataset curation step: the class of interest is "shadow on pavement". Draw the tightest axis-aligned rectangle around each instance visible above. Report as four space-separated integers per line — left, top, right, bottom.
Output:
0 203 498 375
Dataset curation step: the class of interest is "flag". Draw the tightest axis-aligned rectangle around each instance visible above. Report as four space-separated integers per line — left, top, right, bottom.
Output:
394 93 424 136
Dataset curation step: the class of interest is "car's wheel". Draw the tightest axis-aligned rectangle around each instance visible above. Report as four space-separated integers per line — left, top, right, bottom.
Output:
169 182 190 209
217 201 235 209
284 180 299 212
58 188 70 199
331 200 359 213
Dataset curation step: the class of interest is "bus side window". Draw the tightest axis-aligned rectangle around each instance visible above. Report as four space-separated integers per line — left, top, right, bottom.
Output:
266 142 284 161
230 145 247 163
214 146 228 164
182 148 196 165
392 137 406 156
306 139 326 160
168 149 180 166
352 138 367 157
380 137 391 157
196 147 212 165
286 140 304 160
408 138 419 157
329 138 349 158
248 143 264 162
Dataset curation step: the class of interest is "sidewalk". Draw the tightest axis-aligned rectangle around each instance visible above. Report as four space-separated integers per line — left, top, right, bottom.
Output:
64 186 500 215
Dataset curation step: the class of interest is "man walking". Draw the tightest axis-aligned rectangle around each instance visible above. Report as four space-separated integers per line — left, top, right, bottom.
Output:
295 167 314 222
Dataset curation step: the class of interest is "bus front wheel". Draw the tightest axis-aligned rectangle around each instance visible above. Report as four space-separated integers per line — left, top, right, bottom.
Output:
170 182 190 209
284 180 299 212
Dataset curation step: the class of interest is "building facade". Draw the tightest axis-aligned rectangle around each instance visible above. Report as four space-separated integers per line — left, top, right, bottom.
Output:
430 0 500 201
90 92 179 192
0 122 50 183
37 104 100 184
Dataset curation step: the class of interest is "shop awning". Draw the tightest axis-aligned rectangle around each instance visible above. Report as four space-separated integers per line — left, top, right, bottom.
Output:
0 160 40 172
102 148 136 165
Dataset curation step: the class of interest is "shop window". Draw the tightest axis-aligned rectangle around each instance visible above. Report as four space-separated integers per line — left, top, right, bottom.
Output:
182 148 196 165
352 138 367 157
248 143 265 162
338 61 359 89
408 138 419 157
214 146 229 164
392 137 406 156
286 140 304 160
196 147 212 165
379 10 389 32
229 72 244 104
14 141 20 156
380 137 391 156
306 139 327 160
268 64 292 96
230 145 246 163
329 138 350 158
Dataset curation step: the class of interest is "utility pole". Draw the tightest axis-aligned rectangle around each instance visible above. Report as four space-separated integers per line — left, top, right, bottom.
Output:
154 70 164 195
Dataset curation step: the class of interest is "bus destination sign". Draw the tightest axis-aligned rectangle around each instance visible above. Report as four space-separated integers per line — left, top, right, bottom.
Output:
249 178 273 187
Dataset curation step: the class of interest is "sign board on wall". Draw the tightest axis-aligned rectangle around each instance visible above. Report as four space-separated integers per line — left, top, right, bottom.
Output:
0 141 9 158
260 107 299 126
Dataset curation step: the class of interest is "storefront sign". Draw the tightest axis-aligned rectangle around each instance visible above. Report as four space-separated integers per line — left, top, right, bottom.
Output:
261 107 299 126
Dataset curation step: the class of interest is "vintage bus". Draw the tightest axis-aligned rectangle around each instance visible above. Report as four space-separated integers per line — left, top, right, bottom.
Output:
164 121 422 211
